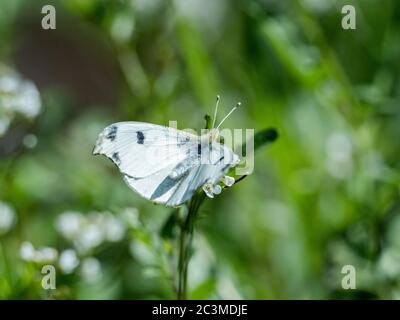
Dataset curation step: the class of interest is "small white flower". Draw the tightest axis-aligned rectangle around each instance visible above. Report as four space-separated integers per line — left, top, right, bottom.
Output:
378 247 400 278
0 74 41 119
105 216 125 242
59 249 79 274
212 184 222 195
19 242 58 263
325 132 353 179
20 241 36 261
56 210 126 254
222 175 235 187
80 257 102 282
55 211 83 240
0 201 16 235
110 13 135 44
120 207 140 228
34 247 58 263
74 224 103 254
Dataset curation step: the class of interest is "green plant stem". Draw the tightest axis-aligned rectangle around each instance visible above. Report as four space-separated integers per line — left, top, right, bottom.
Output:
177 218 187 300
177 192 205 300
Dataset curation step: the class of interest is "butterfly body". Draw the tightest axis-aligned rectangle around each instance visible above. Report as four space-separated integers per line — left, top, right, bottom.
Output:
93 121 239 206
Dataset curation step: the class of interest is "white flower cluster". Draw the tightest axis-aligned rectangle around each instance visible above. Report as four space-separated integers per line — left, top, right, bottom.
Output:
58 249 82 274
0 71 41 136
18 208 138 282
55 210 126 254
20 242 102 281
325 132 353 179
20 241 58 264
0 201 16 235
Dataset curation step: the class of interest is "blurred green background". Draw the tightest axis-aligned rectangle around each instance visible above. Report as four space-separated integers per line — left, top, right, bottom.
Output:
1 0 400 299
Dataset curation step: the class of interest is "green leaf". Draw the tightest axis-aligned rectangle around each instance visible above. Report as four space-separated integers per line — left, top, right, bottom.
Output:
204 114 211 130
241 128 279 156
191 277 217 299
254 128 279 150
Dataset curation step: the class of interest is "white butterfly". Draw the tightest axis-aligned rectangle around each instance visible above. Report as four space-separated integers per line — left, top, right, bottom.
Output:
93 96 241 207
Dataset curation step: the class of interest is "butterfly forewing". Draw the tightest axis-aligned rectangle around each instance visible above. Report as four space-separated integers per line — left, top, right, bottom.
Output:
93 122 198 178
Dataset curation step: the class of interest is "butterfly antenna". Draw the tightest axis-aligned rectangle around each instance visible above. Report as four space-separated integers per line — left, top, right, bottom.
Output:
216 102 241 129
212 95 221 128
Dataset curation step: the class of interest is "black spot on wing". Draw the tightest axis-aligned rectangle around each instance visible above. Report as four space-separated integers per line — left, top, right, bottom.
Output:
197 143 202 156
137 131 145 144
106 125 117 141
112 152 121 166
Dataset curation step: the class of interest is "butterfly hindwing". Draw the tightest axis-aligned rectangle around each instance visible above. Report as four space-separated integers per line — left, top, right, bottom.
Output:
165 145 238 206
123 164 186 205
126 143 238 206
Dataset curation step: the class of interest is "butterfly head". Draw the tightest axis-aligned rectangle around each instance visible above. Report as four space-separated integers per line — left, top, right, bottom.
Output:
209 128 220 142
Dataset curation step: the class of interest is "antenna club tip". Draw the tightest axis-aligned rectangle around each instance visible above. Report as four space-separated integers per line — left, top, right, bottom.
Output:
237 102 242 107
216 95 220 100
